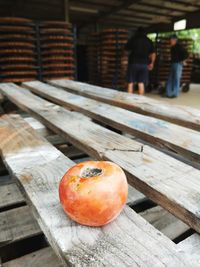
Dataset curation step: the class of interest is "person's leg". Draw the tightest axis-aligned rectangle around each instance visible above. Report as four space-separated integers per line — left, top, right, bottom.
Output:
127 82 134 93
127 64 134 93
137 64 148 95
166 65 174 97
173 63 183 97
138 83 145 95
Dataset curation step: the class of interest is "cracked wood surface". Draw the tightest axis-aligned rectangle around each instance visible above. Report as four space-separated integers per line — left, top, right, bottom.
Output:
1 83 200 236
48 79 200 131
23 81 200 165
0 114 192 267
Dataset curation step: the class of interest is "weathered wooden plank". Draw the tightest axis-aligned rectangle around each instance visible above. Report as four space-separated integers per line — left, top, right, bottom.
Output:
0 183 25 210
24 116 50 137
0 114 192 266
0 92 4 103
2 247 62 267
24 116 66 145
177 234 200 264
23 81 200 164
48 79 200 131
0 206 41 246
140 206 189 240
1 84 200 236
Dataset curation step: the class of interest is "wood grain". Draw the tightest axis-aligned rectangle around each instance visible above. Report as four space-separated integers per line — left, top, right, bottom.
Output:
140 206 189 240
23 81 200 165
177 234 200 264
1 84 200 236
49 79 200 131
0 183 25 210
0 114 192 266
0 206 41 246
3 247 62 267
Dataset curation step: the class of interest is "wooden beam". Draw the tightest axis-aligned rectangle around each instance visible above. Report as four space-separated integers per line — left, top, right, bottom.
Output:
1 84 200 236
63 0 69 22
0 183 25 210
0 206 41 246
147 7 200 33
23 81 200 166
177 234 200 263
136 2 186 13
101 19 148 27
109 14 152 24
172 0 200 8
0 113 191 266
80 0 142 28
121 7 175 18
49 80 200 131
3 247 62 267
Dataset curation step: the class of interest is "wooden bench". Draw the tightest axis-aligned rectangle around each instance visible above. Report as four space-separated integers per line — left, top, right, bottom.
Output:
1 83 200 233
1 81 200 265
0 114 195 266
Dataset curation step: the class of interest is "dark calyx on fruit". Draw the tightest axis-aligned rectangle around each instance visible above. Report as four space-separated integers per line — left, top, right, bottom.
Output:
82 168 102 178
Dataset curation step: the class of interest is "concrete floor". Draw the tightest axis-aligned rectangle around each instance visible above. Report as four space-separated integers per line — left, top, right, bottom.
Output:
147 84 200 109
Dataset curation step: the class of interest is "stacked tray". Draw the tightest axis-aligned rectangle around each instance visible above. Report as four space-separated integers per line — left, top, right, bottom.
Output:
99 29 128 89
0 17 37 82
39 21 75 80
151 38 193 90
87 33 100 85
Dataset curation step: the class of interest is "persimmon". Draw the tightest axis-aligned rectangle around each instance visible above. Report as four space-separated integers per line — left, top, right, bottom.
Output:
59 161 128 226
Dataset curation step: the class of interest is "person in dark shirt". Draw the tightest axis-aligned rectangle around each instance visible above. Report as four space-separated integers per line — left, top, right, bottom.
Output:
166 34 189 98
125 27 156 95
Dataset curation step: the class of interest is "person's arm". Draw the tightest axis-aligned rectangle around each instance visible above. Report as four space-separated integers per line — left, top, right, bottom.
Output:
148 52 156 70
148 39 156 70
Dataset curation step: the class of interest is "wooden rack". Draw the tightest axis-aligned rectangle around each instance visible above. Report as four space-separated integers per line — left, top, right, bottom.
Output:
0 17 76 83
0 17 37 83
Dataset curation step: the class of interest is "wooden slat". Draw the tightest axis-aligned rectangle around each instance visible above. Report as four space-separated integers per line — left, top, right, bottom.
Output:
2 247 62 267
0 183 25 210
177 234 200 264
0 206 41 246
0 114 193 266
49 79 200 131
0 92 4 103
1 84 200 236
140 206 189 240
24 116 50 137
23 81 200 165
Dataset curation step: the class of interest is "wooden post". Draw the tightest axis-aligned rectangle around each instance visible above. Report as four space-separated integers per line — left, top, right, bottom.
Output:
63 0 69 22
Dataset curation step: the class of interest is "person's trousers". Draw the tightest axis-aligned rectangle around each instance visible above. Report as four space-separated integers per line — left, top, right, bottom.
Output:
166 63 183 97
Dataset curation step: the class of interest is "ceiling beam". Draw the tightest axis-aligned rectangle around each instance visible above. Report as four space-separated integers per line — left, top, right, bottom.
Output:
120 7 176 18
135 2 190 13
146 6 200 33
80 0 142 29
109 14 151 24
170 0 200 8
103 19 148 26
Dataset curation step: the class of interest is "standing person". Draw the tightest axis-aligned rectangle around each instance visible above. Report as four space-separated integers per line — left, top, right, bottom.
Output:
166 34 188 98
125 27 156 95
